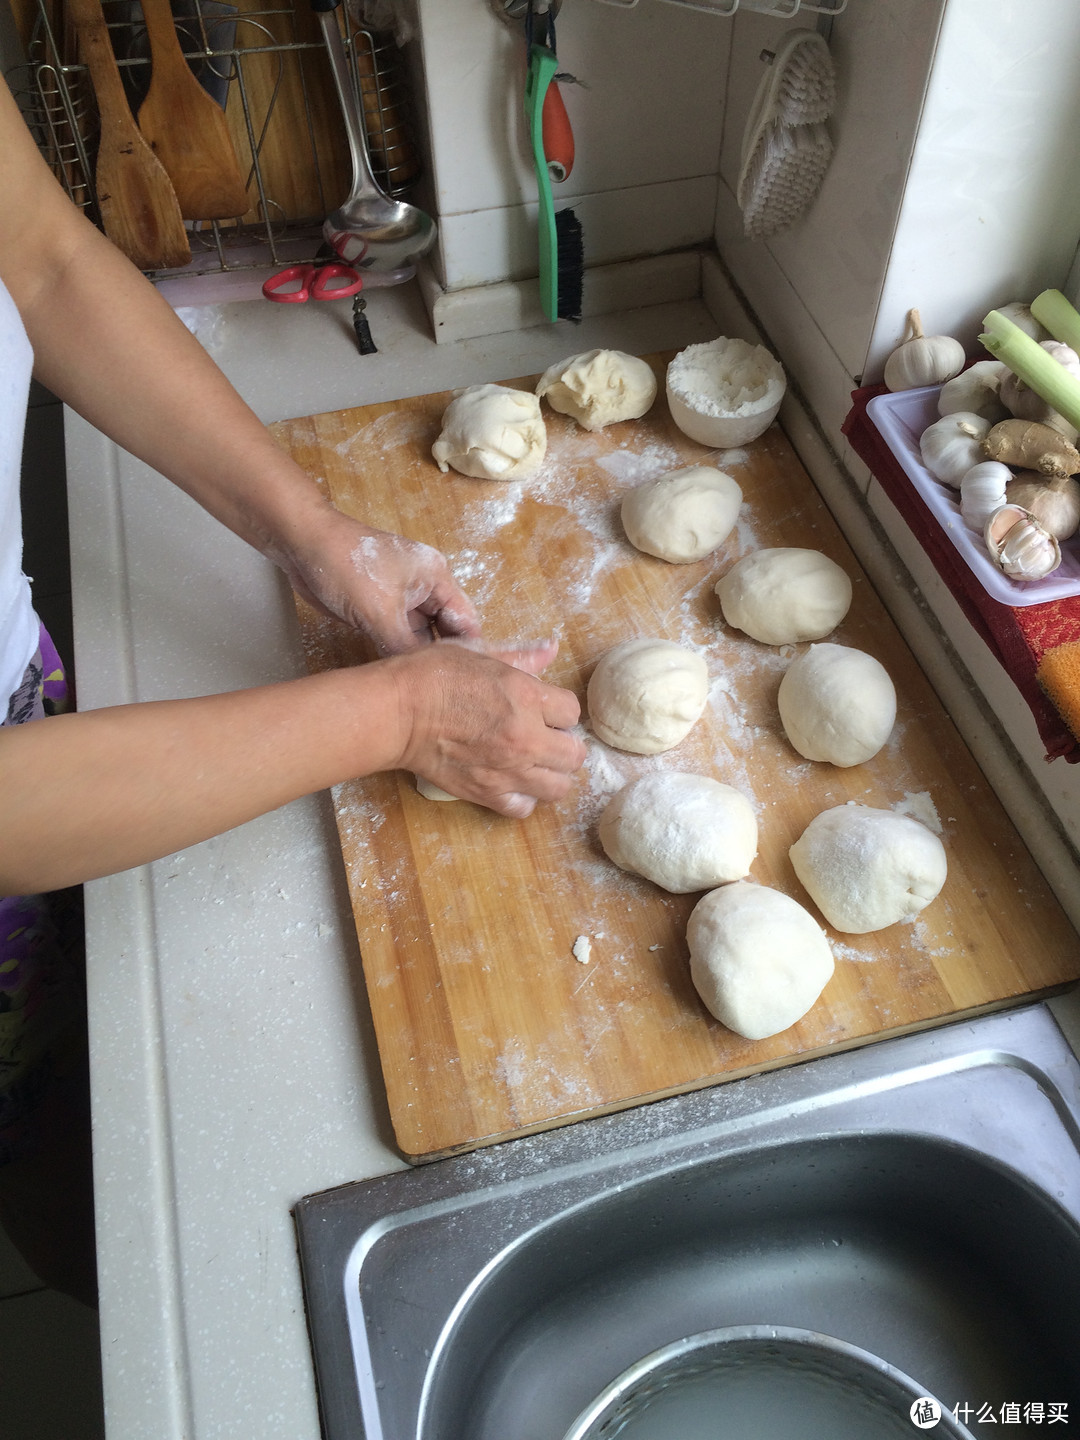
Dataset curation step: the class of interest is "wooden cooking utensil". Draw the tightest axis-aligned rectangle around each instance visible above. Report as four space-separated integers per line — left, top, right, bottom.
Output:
65 0 190 269
6 0 38 49
136 0 249 220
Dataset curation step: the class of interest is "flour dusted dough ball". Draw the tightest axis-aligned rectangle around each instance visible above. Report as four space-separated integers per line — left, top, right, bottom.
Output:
778 643 896 767
431 383 546 479
621 465 743 564
598 773 757 893
687 881 834 1040
535 349 657 431
587 638 709 755
789 805 947 934
715 548 852 645
416 775 458 802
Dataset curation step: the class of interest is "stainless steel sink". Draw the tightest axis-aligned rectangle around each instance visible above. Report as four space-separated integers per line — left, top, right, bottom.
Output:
294 1004 1080 1440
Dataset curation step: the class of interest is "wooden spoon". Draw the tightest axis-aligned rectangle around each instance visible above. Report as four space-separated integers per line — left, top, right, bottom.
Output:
136 0 249 220
65 0 191 269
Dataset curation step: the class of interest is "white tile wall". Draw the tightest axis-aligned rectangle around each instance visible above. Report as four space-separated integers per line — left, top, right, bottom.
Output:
714 0 946 425
715 0 1080 452
867 0 1080 376
413 0 731 290
436 174 718 289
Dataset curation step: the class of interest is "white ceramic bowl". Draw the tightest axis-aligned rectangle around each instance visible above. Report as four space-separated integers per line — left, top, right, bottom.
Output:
666 336 786 447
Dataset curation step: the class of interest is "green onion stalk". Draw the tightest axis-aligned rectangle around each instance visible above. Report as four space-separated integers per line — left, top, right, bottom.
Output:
1031 288 1080 354
980 306 1080 433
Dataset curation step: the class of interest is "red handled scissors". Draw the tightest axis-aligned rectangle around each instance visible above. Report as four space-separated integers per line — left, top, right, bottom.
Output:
262 262 364 304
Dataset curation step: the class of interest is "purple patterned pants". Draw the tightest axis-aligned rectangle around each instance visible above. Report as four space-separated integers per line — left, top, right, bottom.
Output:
1 626 82 1165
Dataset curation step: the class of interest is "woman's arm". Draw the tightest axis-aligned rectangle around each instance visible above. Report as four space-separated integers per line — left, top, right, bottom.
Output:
0 82 479 654
0 640 584 895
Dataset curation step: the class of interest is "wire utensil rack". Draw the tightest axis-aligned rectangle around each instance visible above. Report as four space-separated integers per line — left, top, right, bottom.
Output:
6 0 424 277
593 0 846 14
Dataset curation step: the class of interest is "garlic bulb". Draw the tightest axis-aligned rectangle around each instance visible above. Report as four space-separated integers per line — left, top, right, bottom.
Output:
984 504 1062 581
919 411 991 487
999 340 1080 441
960 461 1011 533
995 301 1049 342
1004 473 1080 540
937 361 1009 422
883 309 965 392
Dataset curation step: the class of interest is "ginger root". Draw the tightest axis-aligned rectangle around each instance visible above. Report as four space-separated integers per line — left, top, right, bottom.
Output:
982 419 1080 477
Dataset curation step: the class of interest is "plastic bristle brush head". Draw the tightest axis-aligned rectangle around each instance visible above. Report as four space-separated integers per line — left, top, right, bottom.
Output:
773 32 835 127
740 122 833 240
555 207 584 321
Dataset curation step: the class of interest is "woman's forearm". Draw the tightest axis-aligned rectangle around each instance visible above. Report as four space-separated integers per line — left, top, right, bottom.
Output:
0 81 336 554
0 640 585 895
0 665 404 895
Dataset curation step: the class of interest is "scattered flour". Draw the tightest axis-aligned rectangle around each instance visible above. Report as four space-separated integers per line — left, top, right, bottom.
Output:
310 399 954 1064
595 441 686 487
893 790 943 835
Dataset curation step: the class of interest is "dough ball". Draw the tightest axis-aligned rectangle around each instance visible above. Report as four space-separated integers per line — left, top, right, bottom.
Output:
621 466 743 564
789 804 948 934
431 383 546 479
587 638 709 755
715 548 852 645
535 349 657 431
778 643 896 767
416 776 458 802
598 773 757 894
687 881 834 1040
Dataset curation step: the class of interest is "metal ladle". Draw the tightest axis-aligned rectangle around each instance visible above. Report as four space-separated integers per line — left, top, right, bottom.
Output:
313 0 437 278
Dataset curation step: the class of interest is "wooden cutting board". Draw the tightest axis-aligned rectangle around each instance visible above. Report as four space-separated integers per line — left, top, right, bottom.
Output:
271 355 1080 1163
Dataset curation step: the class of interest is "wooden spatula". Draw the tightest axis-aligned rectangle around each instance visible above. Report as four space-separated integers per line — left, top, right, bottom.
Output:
65 0 190 269
136 0 249 220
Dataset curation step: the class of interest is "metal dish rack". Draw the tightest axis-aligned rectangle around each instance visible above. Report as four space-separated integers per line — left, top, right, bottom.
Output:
6 0 424 277
594 0 846 13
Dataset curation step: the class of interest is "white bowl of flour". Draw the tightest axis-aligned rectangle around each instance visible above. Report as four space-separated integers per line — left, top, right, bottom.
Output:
667 336 786 447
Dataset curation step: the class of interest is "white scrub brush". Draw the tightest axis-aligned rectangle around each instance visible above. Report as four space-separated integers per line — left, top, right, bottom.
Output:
737 28 836 241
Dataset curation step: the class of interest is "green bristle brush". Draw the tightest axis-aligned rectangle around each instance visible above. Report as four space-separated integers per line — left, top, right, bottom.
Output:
525 40 583 323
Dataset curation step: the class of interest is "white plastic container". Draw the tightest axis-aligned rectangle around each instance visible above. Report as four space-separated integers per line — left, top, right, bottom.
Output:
865 385 1080 606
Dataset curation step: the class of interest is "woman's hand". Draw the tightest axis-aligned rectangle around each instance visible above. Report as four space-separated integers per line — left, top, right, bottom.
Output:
386 638 585 817
276 506 482 655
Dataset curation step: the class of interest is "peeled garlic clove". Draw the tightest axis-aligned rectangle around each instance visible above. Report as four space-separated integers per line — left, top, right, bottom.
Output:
983 504 1062 580
960 461 1011 533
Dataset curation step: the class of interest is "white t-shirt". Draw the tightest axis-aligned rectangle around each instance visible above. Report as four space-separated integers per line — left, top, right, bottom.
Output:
0 274 38 709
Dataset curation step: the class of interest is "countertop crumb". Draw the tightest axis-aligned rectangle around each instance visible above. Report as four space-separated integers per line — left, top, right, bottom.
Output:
572 935 592 964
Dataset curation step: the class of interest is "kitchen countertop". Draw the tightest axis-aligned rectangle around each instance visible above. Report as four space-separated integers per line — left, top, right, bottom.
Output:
67 283 729 1440
65 278 1080 1440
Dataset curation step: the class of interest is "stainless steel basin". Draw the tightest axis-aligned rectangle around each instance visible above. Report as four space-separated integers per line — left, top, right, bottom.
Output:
294 1005 1080 1440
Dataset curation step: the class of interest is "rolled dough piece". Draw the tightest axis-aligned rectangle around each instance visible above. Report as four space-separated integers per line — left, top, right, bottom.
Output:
598 772 757 893
715 547 852 645
789 804 948 934
621 465 743 564
535 349 657 431
587 638 709 755
686 880 834 1040
777 643 896 767
416 776 458 802
431 383 546 479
